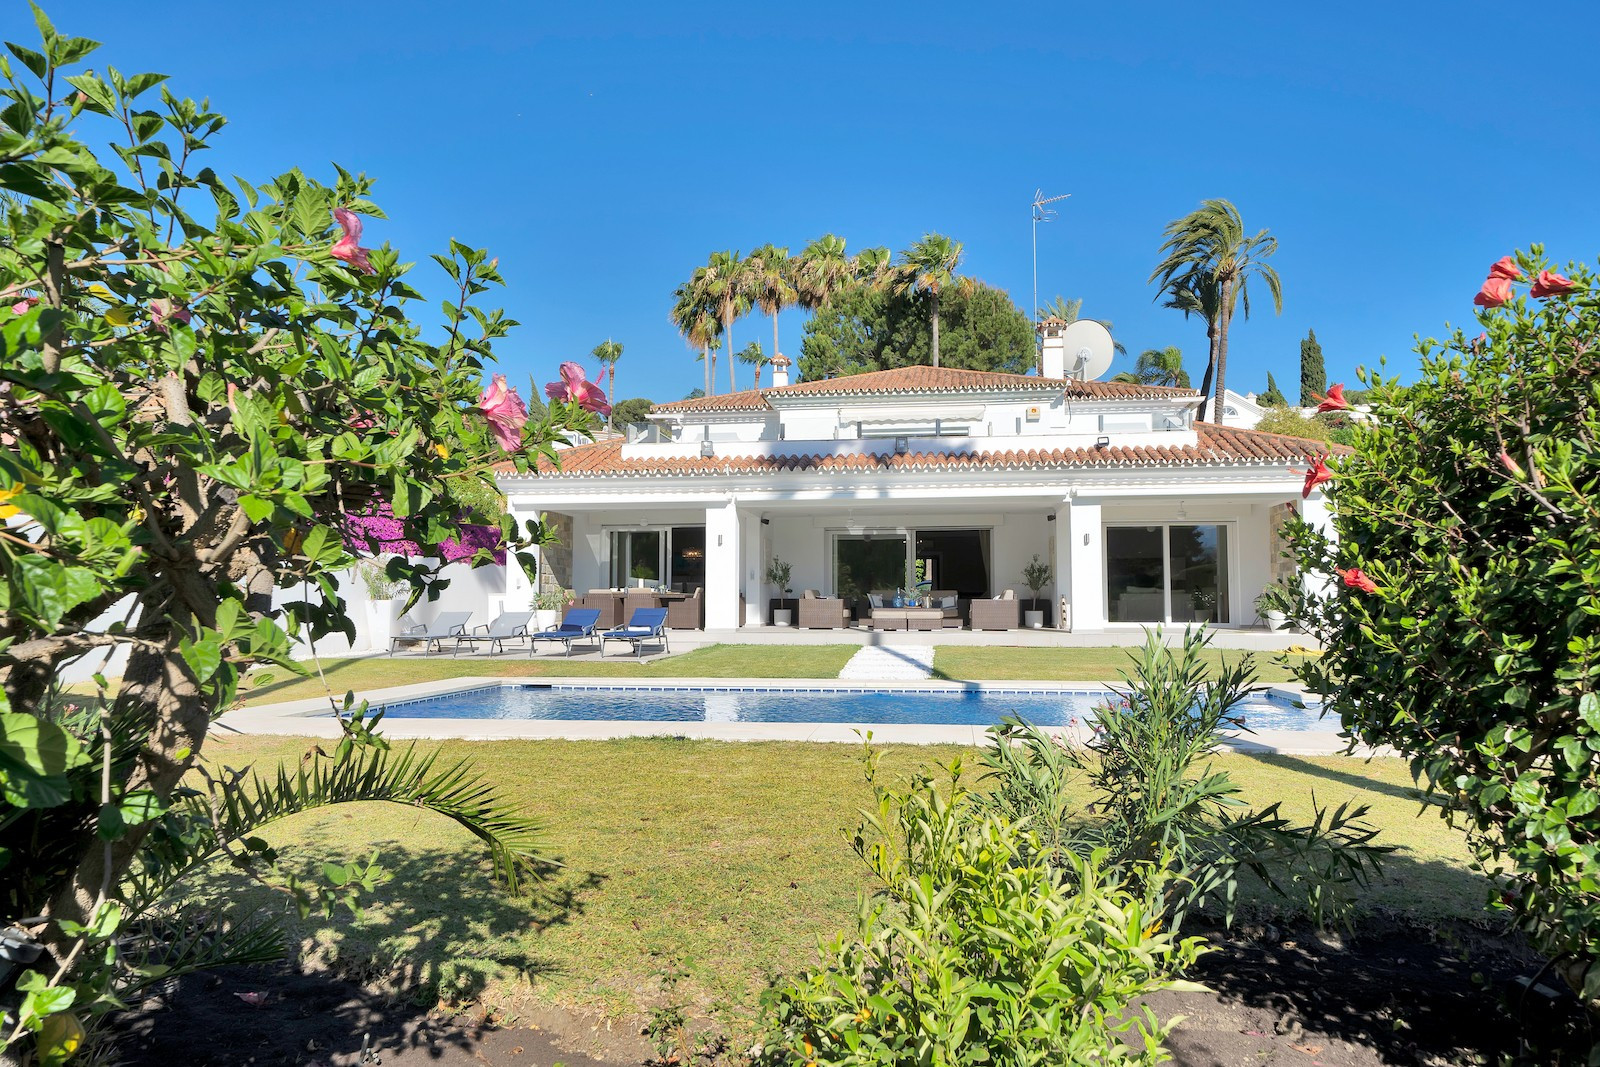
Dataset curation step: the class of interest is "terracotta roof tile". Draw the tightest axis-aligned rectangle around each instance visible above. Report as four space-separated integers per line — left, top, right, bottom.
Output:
511 425 1333 479
650 366 1197 414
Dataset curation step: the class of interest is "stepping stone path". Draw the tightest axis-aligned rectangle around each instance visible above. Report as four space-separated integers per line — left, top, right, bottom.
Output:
838 644 935 681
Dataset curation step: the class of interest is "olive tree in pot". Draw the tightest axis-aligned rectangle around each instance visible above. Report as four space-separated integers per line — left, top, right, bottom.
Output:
766 557 793 625
1021 554 1053 628
531 588 572 631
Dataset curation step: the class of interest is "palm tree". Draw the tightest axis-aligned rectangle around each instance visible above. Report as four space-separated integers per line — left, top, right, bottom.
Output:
702 250 754 394
736 340 772 389
1036 295 1082 323
1111 346 1189 388
852 246 896 291
1149 199 1282 423
896 234 964 368
591 338 623 431
793 234 853 313
749 244 796 368
670 271 719 397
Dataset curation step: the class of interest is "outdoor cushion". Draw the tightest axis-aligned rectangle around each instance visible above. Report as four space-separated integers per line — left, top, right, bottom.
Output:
868 593 884 609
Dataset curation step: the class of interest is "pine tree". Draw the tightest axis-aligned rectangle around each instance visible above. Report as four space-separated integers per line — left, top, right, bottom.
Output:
1299 329 1326 406
1260 372 1287 406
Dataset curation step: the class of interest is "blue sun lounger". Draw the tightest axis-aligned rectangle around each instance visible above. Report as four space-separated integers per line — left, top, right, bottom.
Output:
530 608 602 657
599 607 670 658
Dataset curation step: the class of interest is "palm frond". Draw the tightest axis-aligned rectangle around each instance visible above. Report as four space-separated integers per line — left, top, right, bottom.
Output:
137 743 547 907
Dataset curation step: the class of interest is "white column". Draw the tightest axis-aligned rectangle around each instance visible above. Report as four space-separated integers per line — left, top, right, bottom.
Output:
704 499 741 629
1051 501 1072 629
741 513 763 626
1064 496 1105 631
504 501 534 608
1299 491 1336 601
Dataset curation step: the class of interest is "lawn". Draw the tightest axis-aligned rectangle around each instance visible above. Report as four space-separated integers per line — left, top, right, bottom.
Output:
240 643 1307 707
931 645 1310 683
196 733 1482 1032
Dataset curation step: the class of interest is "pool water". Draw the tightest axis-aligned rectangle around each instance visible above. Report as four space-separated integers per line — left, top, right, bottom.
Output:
374 684 1335 732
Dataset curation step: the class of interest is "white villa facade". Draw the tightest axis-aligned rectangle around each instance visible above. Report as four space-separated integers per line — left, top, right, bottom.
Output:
498 327 1332 632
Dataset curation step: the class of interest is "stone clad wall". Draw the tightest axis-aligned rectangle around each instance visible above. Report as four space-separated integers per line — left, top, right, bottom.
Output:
541 511 574 593
1267 502 1298 586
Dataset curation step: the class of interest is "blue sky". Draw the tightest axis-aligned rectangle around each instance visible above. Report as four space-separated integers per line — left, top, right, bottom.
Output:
25 2 1600 404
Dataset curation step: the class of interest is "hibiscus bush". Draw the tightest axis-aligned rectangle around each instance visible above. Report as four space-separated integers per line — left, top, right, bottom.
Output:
1280 246 1600 1000
0 8 600 1059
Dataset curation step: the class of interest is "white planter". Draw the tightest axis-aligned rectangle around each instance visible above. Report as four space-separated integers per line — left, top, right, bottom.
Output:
1264 610 1287 632
366 597 406 651
628 576 655 589
773 609 793 627
1024 610 1044 630
533 609 559 631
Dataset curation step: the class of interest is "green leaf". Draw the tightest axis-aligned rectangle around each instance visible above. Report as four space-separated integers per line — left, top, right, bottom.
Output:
0 711 88 808
11 555 101 629
178 633 224 683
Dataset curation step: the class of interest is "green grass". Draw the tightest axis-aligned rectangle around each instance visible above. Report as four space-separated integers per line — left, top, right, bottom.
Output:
241 643 1310 707
932 645 1312 683
196 734 1482 1029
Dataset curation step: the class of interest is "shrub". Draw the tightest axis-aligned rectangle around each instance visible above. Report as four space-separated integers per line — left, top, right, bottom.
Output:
0 10 589 1059
979 629 1388 929
760 749 1205 1067
1281 246 1600 999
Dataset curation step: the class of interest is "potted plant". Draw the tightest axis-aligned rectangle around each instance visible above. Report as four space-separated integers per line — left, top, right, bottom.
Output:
629 560 657 589
1020 554 1052 629
356 558 409 650
1255 581 1289 631
766 557 794 625
532 587 571 631
1190 588 1216 624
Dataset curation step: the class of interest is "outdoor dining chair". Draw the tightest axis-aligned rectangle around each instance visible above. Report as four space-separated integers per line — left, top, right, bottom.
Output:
599 607 670 658
529 608 602 657
389 611 473 655
452 610 535 657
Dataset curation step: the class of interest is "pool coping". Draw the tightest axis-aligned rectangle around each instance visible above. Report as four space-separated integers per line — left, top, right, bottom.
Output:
223 676 1376 757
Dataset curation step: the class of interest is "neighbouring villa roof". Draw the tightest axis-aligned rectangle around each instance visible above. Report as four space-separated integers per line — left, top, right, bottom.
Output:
509 425 1334 480
651 366 1199 414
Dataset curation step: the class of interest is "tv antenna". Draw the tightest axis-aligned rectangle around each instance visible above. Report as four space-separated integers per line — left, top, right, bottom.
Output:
1031 189 1070 325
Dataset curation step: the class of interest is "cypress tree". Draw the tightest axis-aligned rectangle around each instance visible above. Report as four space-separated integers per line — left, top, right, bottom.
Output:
1260 372 1287 406
1299 329 1326 406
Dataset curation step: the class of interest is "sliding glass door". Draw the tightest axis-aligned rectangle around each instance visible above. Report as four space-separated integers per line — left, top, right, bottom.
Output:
833 534 908 600
1105 524 1230 624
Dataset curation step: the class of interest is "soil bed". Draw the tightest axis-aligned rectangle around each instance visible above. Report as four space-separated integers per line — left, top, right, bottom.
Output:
109 920 1590 1066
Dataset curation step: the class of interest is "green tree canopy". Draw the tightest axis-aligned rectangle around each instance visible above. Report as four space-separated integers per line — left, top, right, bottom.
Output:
1299 329 1326 405
1260 371 1287 406
798 281 1034 380
610 396 654 428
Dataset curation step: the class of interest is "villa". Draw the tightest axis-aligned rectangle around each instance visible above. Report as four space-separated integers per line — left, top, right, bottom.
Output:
498 320 1333 632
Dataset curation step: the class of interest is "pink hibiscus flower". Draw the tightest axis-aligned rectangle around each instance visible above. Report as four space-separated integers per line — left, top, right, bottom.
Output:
544 361 611 417
478 373 529 452
330 207 374 275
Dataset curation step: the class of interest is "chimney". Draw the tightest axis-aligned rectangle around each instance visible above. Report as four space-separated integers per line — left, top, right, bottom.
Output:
770 354 792 388
1037 317 1068 379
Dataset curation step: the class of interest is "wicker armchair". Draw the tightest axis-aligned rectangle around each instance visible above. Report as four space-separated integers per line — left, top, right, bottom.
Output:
579 592 621 629
798 593 850 629
968 594 1019 631
667 587 703 629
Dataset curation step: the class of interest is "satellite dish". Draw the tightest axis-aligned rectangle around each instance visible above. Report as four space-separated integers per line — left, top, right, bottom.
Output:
1057 320 1115 381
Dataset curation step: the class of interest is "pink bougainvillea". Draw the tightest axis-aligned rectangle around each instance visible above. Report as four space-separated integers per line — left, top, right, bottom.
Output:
343 502 505 565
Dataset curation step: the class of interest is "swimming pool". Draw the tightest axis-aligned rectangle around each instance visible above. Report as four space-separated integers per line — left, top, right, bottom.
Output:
372 684 1335 732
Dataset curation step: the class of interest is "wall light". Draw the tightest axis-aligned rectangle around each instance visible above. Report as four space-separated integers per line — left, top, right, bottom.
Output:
1046 513 1056 522
894 436 909 455
760 518 770 525
1094 435 1111 449
1082 533 1090 546
700 440 714 457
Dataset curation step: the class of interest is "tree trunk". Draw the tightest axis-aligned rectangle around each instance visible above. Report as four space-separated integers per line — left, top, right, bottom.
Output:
726 313 737 394
606 364 615 432
930 292 941 369
1195 321 1219 423
703 343 710 397
772 312 780 375
1212 279 1233 425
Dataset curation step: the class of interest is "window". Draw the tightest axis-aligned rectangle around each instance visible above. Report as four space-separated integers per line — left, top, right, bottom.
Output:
1105 524 1231 624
